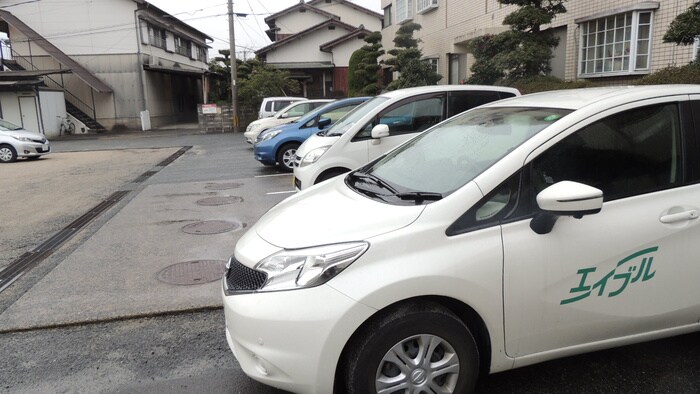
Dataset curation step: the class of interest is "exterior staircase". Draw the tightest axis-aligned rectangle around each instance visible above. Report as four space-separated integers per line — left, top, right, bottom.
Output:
65 101 104 131
2 57 105 131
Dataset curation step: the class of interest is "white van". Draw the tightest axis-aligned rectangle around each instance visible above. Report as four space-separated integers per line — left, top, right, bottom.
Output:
223 85 700 393
258 96 306 119
293 85 520 190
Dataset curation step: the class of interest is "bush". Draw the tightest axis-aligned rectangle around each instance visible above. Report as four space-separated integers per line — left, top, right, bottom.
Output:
504 76 597 94
636 62 700 85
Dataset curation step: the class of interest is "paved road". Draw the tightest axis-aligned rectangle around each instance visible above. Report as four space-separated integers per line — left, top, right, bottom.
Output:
2 129 700 393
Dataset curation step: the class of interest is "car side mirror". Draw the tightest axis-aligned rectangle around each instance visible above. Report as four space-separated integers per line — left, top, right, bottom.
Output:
318 117 332 129
530 181 603 235
280 113 289 118
371 124 390 145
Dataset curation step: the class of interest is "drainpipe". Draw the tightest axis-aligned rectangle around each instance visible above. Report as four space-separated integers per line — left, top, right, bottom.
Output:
34 84 45 135
134 8 147 113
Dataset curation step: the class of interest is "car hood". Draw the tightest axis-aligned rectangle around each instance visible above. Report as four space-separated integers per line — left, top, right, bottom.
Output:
0 128 46 140
250 116 299 130
255 177 425 249
297 133 340 158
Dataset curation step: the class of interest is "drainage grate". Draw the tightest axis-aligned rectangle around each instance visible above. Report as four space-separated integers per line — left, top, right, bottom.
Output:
132 170 158 184
196 196 244 206
205 182 243 190
157 146 192 167
181 220 243 235
157 260 227 285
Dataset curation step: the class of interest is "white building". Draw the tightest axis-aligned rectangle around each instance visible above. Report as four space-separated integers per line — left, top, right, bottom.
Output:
257 0 383 97
0 0 212 131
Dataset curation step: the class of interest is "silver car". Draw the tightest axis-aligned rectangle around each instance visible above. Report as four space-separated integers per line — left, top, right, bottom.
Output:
0 119 51 163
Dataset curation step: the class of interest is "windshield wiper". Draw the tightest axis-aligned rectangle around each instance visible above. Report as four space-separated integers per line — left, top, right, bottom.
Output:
395 192 443 203
347 171 398 194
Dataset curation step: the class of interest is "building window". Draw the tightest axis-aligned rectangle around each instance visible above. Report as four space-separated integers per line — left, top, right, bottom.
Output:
197 46 208 62
383 5 392 28
425 57 438 74
396 0 413 24
416 0 438 14
579 11 653 76
149 25 166 49
175 36 191 57
694 37 699 62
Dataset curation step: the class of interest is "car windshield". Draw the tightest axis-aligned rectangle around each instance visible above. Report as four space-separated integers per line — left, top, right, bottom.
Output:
347 106 572 204
0 119 23 131
325 97 389 137
293 102 337 125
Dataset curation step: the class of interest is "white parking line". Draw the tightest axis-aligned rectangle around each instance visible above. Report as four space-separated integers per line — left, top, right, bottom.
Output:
255 173 291 178
267 190 297 195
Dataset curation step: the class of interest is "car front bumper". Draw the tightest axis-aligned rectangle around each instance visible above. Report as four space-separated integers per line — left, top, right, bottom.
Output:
292 162 319 191
253 142 276 165
16 141 51 157
222 281 376 393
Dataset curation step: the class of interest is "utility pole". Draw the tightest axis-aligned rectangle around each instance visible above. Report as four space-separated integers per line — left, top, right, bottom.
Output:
228 0 239 132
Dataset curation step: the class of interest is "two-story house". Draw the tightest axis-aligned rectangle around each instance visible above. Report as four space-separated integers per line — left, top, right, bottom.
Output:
381 0 697 85
256 0 383 97
0 0 211 132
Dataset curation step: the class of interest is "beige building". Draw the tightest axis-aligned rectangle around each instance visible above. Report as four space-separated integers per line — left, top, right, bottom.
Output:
1 0 211 131
381 0 697 84
258 0 383 97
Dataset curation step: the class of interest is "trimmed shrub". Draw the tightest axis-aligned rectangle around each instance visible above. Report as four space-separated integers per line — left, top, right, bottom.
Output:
636 62 700 85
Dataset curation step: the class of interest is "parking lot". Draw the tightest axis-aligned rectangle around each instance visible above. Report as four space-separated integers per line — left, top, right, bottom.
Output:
2 129 700 393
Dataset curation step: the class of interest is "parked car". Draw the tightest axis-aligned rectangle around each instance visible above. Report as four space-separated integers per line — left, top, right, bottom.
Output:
244 99 333 144
0 119 50 163
223 85 700 393
258 96 306 119
254 97 369 171
292 85 520 190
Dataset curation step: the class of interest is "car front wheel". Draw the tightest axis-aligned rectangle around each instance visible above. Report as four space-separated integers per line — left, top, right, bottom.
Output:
276 143 299 172
0 144 17 163
343 301 480 394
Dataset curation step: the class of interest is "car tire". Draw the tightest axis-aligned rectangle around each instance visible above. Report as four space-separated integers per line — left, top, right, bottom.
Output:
343 301 479 394
315 168 349 185
0 144 17 163
276 143 299 172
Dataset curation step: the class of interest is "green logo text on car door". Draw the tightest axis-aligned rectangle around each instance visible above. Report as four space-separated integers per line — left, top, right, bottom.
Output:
561 247 658 305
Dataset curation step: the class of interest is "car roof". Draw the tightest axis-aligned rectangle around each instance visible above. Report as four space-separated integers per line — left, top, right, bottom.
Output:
294 97 369 124
377 84 520 100
483 85 700 111
263 97 306 101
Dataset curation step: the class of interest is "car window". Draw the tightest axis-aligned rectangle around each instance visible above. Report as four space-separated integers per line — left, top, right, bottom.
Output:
305 104 359 128
447 91 503 118
286 103 310 117
309 102 327 110
531 103 682 202
447 172 521 236
264 101 272 111
355 95 444 140
274 100 294 111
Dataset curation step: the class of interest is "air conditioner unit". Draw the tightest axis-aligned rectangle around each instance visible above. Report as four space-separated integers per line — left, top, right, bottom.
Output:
417 0 438 14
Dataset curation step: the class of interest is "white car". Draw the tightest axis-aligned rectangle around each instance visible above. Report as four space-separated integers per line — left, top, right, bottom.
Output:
244 99 333 144
258 96 306 119
293 85 520 190
223 85 700 393
0 119 50 163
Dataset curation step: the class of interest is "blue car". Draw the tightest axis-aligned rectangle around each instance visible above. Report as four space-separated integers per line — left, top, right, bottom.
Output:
254 97 369 171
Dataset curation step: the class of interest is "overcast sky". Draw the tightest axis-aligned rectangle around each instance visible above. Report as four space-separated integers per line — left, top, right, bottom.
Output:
146 0 382 59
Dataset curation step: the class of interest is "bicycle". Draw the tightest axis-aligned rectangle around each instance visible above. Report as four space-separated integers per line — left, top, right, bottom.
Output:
58 115 75 135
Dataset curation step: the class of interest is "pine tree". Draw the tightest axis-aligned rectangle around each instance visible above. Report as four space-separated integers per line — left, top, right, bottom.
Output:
385 23 441 90
348 31 385 96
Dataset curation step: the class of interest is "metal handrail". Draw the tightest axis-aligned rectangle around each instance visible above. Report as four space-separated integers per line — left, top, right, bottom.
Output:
6 47 97 120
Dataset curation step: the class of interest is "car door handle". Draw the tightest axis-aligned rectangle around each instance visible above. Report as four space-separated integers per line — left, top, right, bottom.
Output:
660 210 699 224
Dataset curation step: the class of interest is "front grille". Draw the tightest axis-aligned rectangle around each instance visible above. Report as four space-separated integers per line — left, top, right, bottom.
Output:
225 257 267 292
31 138 46 144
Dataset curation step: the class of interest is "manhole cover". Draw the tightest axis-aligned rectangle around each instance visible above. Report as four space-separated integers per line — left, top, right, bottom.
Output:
182 220 243 235
205 182 243 190
196 196 244 206
157 260 227 285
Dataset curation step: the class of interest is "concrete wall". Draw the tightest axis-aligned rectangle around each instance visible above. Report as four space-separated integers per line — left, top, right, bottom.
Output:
3 0 139 55
331 36 366 67
381 0 696 83
0 89 66 138
38 90 67 138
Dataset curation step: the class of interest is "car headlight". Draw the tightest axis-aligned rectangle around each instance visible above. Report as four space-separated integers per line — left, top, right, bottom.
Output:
300 146 330 167
11 136 32 142
255 242 369 291
256 129 282 143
